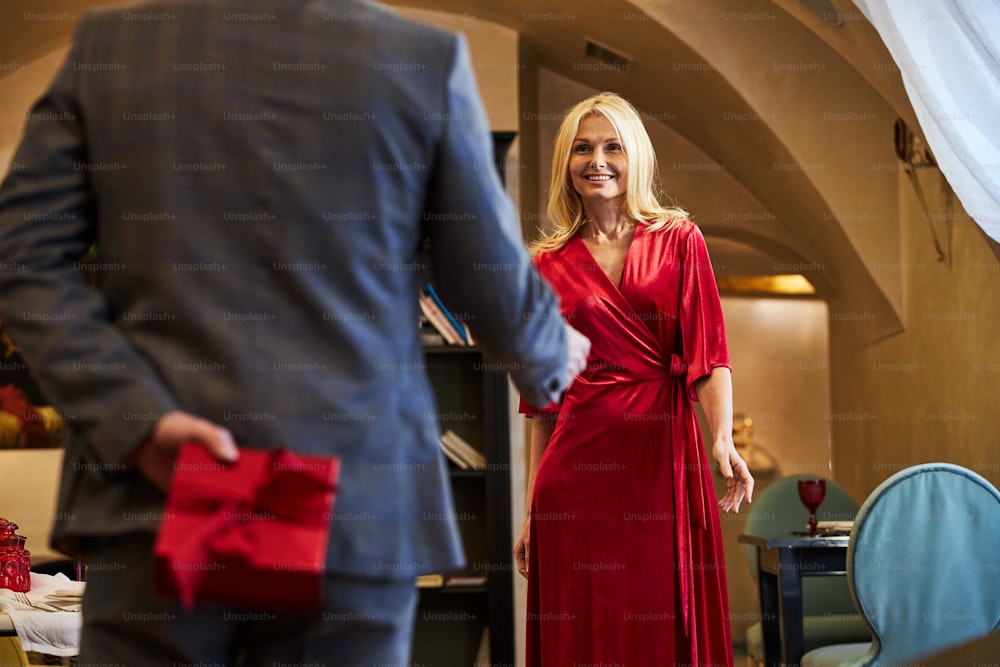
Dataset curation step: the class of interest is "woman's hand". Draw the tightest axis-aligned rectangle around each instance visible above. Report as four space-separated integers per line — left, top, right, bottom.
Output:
513 515 531 578
713 438 754 513
692 367 751 512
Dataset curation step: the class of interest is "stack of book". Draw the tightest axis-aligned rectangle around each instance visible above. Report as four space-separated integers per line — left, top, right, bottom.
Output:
419 283 475 346
439 429 486 471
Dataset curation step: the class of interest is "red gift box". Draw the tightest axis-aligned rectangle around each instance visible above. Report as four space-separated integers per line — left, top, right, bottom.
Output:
153 443 340 612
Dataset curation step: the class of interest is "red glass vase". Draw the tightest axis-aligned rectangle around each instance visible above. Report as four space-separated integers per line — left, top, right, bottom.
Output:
0 518 31 592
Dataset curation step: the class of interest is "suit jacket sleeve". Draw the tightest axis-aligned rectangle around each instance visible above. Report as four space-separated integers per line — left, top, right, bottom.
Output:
423 35 567 408
0 14 180 469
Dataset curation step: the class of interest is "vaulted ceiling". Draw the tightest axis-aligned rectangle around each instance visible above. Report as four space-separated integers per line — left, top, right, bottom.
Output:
387 0 920 340
0 0 925 340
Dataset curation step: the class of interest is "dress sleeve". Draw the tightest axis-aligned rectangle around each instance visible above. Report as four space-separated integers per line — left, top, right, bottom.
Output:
678 223 730 402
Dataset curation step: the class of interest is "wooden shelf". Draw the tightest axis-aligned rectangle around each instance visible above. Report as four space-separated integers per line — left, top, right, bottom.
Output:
410 131 517 667
414 346 513 667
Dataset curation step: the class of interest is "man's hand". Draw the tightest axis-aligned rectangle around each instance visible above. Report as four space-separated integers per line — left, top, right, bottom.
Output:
129 411 239 494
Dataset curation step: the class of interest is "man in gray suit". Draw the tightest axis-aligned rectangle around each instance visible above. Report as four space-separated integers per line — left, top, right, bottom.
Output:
0 0 589 664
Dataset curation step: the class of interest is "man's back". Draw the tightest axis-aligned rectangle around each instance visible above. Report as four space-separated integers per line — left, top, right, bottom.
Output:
0 0 569 578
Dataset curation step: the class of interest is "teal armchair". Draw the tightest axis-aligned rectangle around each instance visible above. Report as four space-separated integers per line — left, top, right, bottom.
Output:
802 463 1000 667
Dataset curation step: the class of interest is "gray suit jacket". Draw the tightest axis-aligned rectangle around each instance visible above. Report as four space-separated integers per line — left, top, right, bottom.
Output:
0 0 567 579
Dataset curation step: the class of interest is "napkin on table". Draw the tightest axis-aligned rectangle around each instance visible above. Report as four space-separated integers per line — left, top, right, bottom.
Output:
0 572 83 656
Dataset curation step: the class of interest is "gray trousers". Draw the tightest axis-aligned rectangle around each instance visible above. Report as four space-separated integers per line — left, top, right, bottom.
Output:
75 532 417 667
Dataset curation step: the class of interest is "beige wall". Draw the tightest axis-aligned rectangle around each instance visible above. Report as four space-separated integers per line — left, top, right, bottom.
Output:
831 167 1000 502
0 449 67 564
724 297 832 477
392 7 519 132
0 48 67 175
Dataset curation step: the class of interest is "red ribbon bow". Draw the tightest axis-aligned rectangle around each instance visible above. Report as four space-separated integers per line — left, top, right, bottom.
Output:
163 447 337 611
668 353 688 377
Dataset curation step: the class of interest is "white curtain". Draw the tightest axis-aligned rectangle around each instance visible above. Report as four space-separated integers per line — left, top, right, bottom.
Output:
853 0 1000 243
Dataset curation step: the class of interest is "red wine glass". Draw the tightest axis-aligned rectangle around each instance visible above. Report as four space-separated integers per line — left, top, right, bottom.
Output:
797 479 826 536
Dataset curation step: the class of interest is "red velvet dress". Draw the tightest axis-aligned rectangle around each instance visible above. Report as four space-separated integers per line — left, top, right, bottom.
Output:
520 220 734 667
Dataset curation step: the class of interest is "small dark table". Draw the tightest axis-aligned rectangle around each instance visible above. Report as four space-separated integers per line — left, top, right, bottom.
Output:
738 533 851 667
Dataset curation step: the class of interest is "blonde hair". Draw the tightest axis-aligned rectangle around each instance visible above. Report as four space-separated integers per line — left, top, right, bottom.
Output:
530 92 688 255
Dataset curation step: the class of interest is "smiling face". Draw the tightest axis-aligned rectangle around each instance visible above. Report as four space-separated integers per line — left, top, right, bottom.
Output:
568 113 628 209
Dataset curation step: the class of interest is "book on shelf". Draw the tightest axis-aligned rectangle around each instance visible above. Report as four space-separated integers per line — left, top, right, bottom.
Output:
424 283 470 344
440 429 486 470
438 438 470 470
416 573 444 588
459 320 475 345
445 575 488 587
418 290 464 346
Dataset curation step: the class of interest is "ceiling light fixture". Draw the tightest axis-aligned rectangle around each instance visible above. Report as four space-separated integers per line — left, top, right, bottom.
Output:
715 274 816 296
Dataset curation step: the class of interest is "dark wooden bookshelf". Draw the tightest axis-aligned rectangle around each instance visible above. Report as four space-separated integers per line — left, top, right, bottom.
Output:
411 345 514 667
410 132 517 667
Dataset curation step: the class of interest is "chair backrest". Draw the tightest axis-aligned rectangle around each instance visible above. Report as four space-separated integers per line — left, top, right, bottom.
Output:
848 463 1000 666
744 474 860 615
0 636 29 666
0 449 65 564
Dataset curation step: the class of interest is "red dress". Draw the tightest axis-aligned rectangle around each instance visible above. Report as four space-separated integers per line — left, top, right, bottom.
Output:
521 220 734 667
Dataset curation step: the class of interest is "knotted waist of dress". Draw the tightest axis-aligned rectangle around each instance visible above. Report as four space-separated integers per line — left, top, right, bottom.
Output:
582 352 707 636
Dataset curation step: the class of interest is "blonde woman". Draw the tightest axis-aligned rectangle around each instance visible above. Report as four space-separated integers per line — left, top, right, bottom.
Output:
514 92 754 666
